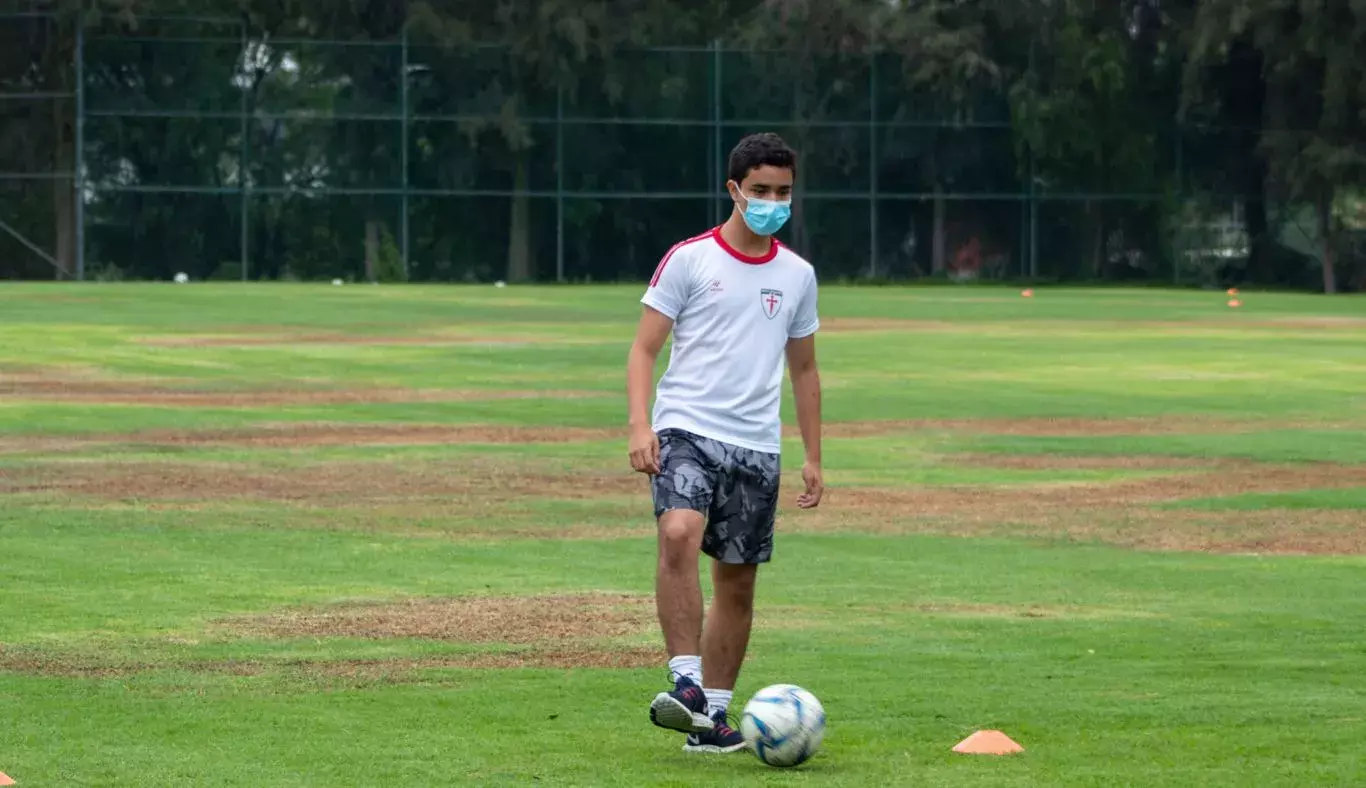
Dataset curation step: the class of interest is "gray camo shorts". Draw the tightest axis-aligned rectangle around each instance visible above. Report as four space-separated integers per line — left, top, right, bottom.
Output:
651 427 781 565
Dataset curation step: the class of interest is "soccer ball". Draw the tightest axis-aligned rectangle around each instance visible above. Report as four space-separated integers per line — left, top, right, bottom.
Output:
173 272 188 284
740 683 826 767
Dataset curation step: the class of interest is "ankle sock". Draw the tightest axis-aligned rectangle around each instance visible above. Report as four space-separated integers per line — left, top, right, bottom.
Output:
704 688 733 718
668 655 702 686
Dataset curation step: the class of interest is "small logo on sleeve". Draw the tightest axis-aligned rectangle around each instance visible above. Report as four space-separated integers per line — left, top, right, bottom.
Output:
760 288 784 319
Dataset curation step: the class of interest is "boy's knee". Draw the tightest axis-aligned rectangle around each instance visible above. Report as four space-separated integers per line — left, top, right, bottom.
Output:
657 510 704 566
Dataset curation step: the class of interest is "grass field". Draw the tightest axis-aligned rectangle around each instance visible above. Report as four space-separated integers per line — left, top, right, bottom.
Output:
2 282 1365 787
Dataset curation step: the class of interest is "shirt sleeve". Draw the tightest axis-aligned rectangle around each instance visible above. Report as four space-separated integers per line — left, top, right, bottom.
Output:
640 243 694 320
788 269 820 339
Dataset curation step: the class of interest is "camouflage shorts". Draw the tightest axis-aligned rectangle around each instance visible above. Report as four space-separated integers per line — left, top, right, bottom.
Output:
651 428 781 565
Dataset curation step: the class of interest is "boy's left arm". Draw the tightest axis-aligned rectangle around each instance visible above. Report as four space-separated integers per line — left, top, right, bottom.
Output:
786 334 823 509
786 270 823 509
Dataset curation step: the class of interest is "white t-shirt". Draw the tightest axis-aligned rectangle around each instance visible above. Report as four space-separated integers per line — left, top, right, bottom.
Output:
640 226 820 455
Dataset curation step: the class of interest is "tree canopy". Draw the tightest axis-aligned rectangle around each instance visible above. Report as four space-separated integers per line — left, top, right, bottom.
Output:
1 0 1362 291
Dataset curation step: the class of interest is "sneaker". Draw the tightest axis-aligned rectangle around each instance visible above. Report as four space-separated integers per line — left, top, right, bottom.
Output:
649 675 714 734
683 710 747 754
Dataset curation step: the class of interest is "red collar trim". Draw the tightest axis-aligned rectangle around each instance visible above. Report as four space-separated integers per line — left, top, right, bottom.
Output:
711 226 779 265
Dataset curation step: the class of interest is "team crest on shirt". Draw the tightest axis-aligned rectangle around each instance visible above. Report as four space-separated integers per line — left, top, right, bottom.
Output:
759 288 784 319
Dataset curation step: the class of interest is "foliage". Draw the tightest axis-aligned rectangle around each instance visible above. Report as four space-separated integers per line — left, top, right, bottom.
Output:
1 0 1363 290
1184 0 1366 293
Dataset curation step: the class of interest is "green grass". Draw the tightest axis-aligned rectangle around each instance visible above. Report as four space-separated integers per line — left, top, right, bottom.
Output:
955 430 1366 465
1165 488 1366 511
2 283 1365 786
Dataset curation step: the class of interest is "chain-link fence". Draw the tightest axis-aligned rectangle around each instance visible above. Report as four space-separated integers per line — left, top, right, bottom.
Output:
5 10 1339 287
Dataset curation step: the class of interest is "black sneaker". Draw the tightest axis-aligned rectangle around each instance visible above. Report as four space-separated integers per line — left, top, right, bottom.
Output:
683 710 747 754
649 675 714 734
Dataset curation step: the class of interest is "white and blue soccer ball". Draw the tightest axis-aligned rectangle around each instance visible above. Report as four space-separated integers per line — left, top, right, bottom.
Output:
740 683 826 767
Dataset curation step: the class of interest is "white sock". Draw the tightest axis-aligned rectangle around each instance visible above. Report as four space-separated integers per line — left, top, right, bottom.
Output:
668 655 702 686
704 688 733 717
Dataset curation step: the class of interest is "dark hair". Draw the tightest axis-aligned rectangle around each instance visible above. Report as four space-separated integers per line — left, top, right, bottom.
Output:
726 132 797 185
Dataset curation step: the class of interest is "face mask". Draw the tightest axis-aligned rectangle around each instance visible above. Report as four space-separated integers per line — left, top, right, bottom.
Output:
734 187 792 236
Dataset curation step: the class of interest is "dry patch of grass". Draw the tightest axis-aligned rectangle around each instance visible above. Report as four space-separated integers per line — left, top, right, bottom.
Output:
1103 509 1366 555
949 452 1217 471
819 416 1334 439
1 458 642 503
0 423 619 454
1 415 1320 457
786 460 1366 554
224 593 655 644
2 370 601 407
822 462 1366 514
134 332 605 348
0 593 665 679
314 646 665 674
0 646 664 679
1254 316 1366 329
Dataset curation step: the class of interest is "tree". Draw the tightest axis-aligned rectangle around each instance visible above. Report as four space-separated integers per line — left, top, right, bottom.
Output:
1185 0 1366 293
727 0 998 274
260 0 410 282
0 0 77 279
406 0 726 282
1006 0 1174 278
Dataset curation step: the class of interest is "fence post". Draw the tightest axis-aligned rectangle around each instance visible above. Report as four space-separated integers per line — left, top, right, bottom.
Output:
868 52 878 279
239 16 249 281
1173 120 1183 286
400 25 410 279
1028 151 1038 279
1025 39 1035 281
711 39 722 228
74 13 85 281
555 80 565 283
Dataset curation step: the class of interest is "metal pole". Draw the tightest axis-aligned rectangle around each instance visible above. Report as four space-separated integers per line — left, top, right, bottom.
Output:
868 53 878 278
74 15 85 280
1019 189 1028 278
400 25 410 279
239 17 249 281
1029 152 1038 279
711 39 722 228
555 81 565 283
1173 120 1183 286
1026 38 1036 281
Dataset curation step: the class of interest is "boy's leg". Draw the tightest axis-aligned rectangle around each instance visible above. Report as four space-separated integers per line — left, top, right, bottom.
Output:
648 430 719 735
701 559 758 702
656 508 705 661
686 441 779 754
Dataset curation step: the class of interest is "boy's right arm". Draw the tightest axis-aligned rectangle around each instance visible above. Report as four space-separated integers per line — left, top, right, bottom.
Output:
626 306 674 474
627 244 693 474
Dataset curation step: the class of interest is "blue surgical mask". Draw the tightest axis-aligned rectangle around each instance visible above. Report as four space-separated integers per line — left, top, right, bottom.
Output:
739 193 792 236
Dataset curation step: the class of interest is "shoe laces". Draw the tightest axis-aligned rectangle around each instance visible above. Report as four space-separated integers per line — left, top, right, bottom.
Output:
665 670 706 705
714 709 742 737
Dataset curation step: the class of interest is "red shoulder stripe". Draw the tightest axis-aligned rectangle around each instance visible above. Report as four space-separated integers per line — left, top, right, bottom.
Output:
649 231 713 287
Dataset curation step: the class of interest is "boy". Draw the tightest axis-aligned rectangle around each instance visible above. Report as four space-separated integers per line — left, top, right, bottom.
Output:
625 132 824 754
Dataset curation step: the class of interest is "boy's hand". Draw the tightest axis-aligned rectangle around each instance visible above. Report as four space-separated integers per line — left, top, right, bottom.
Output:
796 461 823 509
628 425 660 475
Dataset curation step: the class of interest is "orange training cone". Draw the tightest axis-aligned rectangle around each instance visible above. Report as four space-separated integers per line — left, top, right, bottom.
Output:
1228 299 1242 308
1021 289 1034 298
0 771 16 785
953 730 1024 755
